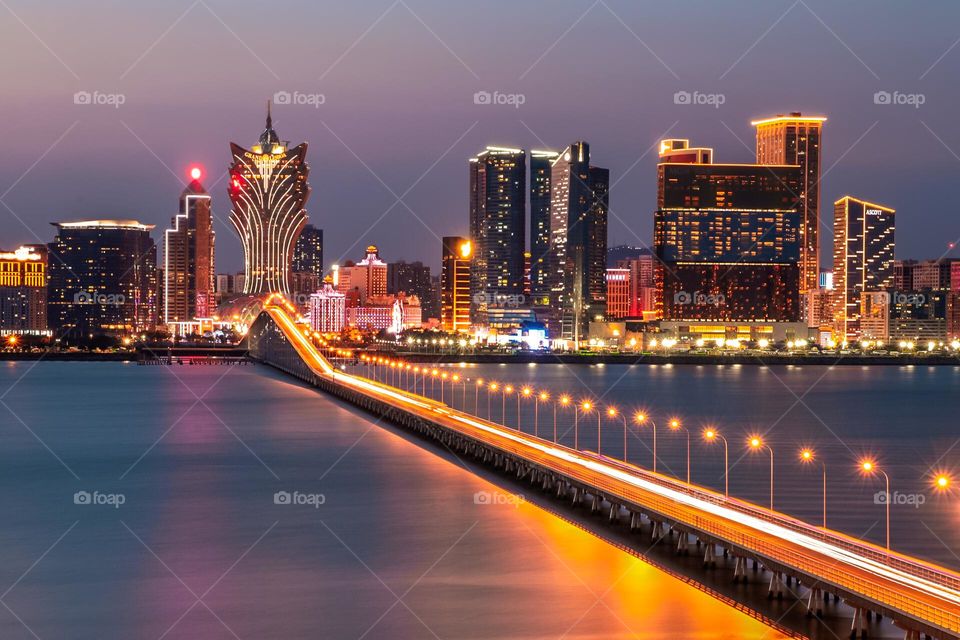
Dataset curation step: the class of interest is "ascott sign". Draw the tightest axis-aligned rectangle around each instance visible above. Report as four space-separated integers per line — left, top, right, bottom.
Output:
866 208 883 216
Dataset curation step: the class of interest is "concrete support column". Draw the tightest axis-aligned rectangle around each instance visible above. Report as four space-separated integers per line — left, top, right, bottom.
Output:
629 512 640 531
733 555 747 583
703 543 716 568
767 571 784 600
806 587 823 616
590 493 602 514
608 503 619 523
849 607 866 639
676 531 689 555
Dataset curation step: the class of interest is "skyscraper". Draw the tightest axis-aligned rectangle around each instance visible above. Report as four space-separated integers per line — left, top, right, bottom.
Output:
293 224 324 278
228 102 310 296
441 236 471 333
832 196 895 341
529 150 558 306
345 245 387 304
654 140 802 323
0 245 47 335
164 166 215 324
753 114 826 294
309 277 346 333
48 220 157 337
469 146 526 324
548 141 609 341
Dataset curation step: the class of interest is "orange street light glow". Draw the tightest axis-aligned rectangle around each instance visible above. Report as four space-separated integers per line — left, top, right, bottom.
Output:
861 460 876 473
581 401 593 411
607 407 618 417
559 395 571 406
521 387 532 396
934 474 951 490
504 385 514 393
749 436 763 449
800 448 814 462
538 392 549 401
704 429 716 440
634 412 647 423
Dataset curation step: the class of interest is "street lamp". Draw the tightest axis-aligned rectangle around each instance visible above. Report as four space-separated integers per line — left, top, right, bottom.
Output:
667 418 690 483
580 401 599 453
519 386 532 432
800 448 827 528
934 473 952 492
555 395 571 444
475 378 484 415
703 428 729 497
748 436 775 510
535 392 549 437
634 413 657 472
607 407 628 460
860 459 891 549
486 382 499 420
502 385 514 425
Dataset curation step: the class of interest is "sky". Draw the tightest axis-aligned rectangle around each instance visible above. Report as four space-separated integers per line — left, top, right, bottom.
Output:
2 0 960 273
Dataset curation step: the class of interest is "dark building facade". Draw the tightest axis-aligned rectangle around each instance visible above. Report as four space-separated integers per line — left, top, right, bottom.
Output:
549 141 609 340
654 148 802 322
469 147 526 324
529 150 557 306
388 261 437 320
48 220 157 337
164 170 215 323
293 224 324 279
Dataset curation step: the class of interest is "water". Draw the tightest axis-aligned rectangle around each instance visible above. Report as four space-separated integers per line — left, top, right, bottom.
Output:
400 361 960 569
0 361 788 639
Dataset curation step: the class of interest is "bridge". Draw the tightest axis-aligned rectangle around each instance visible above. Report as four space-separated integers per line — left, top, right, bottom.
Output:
247 297 960 640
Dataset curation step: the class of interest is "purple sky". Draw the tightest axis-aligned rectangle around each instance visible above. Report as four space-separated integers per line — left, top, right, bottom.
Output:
2 0 959 272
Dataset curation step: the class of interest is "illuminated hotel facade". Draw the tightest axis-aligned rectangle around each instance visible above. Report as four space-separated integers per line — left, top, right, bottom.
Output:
164 167 215 324
0 245 48 335
441 236 471 332
47 220 157 337
228 103 310 296
469 146 526 324
529 150 558 306
753 114 826 295
654 139 803 325
832 196 895 341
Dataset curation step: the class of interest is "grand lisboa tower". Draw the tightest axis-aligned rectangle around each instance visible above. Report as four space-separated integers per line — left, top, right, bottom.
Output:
228 102 310 296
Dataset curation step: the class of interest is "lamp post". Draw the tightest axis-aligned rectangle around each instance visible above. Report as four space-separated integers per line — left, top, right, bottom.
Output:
475 379 484 415
502 385 514 425
487 382 498 420
440 372 448 403
703 428 729 497
800 448 827 528
580 401 600 455
535 392 548 437
518 387 532 431
748 436 774 510
634 413 657 472
607 407 628 461
860 460 891 549
556 395 570 444
669 419 690 483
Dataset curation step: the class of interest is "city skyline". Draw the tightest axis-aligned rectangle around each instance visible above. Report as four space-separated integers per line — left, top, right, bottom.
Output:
2 2 960 273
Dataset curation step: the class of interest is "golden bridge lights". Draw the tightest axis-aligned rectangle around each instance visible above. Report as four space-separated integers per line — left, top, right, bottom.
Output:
859 459 891 549
634 413 657 473
668 418 691 483
606 407 629 460
934 473 951 491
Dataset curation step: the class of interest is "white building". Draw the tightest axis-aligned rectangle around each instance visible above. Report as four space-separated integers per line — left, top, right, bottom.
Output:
309 279 346 333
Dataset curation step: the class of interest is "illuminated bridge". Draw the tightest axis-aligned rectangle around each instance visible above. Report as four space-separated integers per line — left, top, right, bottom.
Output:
247 298 960 640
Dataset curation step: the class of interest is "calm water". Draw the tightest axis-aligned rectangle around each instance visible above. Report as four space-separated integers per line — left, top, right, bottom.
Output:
0 361 786 639
405 361 960 568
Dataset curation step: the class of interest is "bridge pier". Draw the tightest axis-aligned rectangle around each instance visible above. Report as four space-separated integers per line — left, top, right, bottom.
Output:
702 542 717 568
590 493 602 514
608 503 619 523
806 586 823 616
676 531 689 555
629 512 641 531
651 520 664 541
850 607 867 639
733 555 747 583
767 571 784 600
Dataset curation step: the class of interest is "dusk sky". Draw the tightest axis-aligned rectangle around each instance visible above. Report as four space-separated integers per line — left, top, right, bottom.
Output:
2 0 960 272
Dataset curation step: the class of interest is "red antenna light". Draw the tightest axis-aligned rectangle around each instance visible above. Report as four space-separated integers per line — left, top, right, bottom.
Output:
189 166 202 181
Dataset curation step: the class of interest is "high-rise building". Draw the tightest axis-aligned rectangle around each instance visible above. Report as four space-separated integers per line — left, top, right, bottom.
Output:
832 197 895 341
909 259 952 291
309 277 346 333
228 102 310 296
654 140 803 323
0 245 48 335
529 150 558 306
164 166 215 324
618 254 655 317
387 261 436 319
344 245 387 304
293 224 324 279
441 236 471 333
605 268 630 319
753 114 826 294
469 146 526 324
549 141 609 341
48 220 157 337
